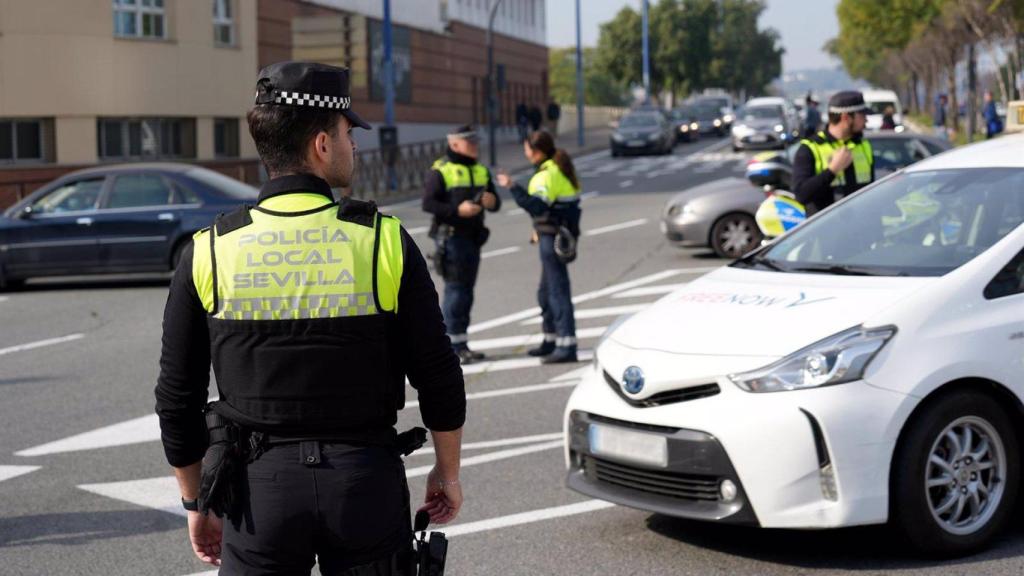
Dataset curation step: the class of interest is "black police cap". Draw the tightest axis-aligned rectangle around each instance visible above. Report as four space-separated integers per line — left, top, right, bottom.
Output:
828 91 869 115
254 61 371 130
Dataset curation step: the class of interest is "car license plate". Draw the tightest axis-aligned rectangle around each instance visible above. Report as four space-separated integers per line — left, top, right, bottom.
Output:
750 134 768 143
589 423 668 468
627 140 645 147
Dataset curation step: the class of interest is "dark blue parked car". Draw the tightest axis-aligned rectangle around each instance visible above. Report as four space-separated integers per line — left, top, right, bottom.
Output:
0 163 258 289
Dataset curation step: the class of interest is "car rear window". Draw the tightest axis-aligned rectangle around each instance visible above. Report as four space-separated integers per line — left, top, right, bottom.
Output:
186 168 258 200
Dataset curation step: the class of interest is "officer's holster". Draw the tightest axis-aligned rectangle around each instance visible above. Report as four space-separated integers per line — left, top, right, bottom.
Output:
197 404 246 517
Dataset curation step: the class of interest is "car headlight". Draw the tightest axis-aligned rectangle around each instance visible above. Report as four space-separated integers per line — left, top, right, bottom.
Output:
690 122 699 130
773 124 784 133
680 125 689 132
723 114 734 123
648 132 661 142
612 133 624 142
713 119 722 127
728 325 896 393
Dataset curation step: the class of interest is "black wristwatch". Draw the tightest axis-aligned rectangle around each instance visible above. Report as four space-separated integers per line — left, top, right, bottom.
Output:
181 497 199 512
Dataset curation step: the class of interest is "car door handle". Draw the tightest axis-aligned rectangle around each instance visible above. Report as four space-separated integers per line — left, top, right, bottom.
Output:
76 217 93 226
158 213 176 222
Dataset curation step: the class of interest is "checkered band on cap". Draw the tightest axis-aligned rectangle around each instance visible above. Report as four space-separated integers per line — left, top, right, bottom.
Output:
270 90 351 110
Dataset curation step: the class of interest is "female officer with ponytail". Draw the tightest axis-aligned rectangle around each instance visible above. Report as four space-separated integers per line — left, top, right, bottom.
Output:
496 131 581 364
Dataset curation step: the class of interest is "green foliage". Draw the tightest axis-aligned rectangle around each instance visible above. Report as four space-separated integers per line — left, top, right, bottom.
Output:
592 0 783 97
549 47 629 106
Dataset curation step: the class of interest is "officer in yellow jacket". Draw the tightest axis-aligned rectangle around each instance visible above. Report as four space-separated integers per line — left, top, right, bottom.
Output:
791 90 875 215
155 62 465 575
497 131 581 364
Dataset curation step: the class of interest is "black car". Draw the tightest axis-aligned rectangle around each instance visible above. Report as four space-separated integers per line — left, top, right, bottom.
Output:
692 104 727 136
611 112 676 156
670 107 701 143
0 163 258 288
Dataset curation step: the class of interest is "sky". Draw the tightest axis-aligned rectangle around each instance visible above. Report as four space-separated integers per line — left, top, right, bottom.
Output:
545 0 841 73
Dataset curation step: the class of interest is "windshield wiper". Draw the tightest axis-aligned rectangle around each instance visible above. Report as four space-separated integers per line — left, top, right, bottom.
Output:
789 264 901 276
733 253 788 272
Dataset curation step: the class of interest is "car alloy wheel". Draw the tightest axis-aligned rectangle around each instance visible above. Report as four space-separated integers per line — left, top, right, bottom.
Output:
711 214 762 259
925 416 1006 536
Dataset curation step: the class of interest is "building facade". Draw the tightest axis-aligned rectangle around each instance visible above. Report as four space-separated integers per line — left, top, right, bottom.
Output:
0 0 548 208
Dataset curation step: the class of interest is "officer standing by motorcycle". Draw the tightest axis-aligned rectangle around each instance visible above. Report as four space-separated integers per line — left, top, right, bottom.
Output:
791 90 875 216
422 126 500 364
155 61 465 575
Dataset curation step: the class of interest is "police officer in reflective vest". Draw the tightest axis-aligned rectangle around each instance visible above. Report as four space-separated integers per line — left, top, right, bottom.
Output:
792 90 875 215
497 130 581 364
155 62 466 575
422 125 500 364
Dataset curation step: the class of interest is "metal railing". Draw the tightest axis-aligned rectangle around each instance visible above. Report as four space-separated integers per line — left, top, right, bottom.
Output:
350 139 447 200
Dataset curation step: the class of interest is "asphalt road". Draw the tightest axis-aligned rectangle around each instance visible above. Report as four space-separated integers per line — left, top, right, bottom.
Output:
3 136 1024 576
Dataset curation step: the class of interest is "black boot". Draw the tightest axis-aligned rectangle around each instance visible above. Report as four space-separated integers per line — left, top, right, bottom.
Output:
455 347 485 365
528 340 556 357
541 346 578 364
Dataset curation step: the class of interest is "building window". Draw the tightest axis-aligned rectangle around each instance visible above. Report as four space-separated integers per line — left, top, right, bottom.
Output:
113 0 166 39
213 0 234 46
0 119 54 164
98 118 196 160
214 118 239 158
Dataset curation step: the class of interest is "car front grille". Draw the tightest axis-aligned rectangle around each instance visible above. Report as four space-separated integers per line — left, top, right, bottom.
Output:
582 455 721 502
603 370 720 408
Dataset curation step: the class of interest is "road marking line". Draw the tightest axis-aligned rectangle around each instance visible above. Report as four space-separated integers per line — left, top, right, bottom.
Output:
573 149 610 164
443 500 616 537
618 179 634 188
0 465 41 483
612 282 690 299
0 296 8 303
460 350 594 376
552 365 593 381
481 246 521 259
468 269 684 334
466 326 607 352
407 225 430 235
0 333 84 356
405 440 563 477
379 198 421 211
16 413 161 457
404 380 578 410
521 304 647 325
412 433 563 456
584 218 648 237
505 208 526 217
694 160 730 174
579 191 600 201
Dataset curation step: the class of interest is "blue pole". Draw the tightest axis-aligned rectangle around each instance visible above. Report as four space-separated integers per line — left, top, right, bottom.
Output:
641 0 650 100
575 0 584 148
383 0 395 126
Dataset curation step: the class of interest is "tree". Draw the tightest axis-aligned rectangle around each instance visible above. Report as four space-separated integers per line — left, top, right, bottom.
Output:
549 47 628 106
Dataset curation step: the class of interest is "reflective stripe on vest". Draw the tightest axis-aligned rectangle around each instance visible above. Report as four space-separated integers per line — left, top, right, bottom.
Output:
528 159 580 205
432 158 490 193
800 132 873 187
191 199 403 320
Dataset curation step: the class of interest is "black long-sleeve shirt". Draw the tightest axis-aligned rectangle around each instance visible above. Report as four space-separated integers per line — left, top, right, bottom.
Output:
155 223 465 468
792 132 875 215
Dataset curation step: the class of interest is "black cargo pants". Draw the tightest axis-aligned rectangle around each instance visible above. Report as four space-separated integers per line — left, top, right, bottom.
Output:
220 441 412 576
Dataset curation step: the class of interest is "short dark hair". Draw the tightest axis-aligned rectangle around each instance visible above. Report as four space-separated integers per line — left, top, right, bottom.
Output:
246 105 343 175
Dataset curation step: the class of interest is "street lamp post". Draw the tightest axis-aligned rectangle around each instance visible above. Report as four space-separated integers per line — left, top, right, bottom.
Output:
486 0 504 167
642 0 650 100
383 0 396 189
575 0 584 148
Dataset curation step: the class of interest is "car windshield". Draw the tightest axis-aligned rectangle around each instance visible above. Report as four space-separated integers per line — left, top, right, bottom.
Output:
740 106 781 121
186 168 259 200
867 101 897 115
740 168 1024 277
620 114 659 128
694 106 720 120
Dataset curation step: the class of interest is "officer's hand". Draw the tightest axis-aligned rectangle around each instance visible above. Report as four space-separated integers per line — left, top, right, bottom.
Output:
187 510 223 566
481 191 498 211
420 467 462 524
457 201 483 218
828 147 853 174
495 170 512 188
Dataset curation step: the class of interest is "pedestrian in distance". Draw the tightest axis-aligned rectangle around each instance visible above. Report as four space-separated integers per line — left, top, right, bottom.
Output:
546 101 562 134
528 104 543 132
934 94 949 140
155 61 465 575
422 125 501 364
983 91 1003 139
495 130 581 364
803 97 822 137
516 101 529 142
881 105 896 130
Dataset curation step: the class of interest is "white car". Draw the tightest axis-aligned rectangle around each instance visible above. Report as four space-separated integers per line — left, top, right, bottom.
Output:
565 134 1024 555
863 88 904 131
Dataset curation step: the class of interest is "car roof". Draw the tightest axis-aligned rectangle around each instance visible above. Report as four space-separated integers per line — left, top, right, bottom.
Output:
745 97 785 106
906 132 1024 171
862 89 899 101
60 162 203 180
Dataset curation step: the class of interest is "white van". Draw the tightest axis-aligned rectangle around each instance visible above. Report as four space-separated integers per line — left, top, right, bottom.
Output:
862 89 904 131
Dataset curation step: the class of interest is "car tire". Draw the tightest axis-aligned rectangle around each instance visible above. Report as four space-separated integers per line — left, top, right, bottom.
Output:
890 391 1019 557
611 147 620 158
709 213 762 259
0 268 24 292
